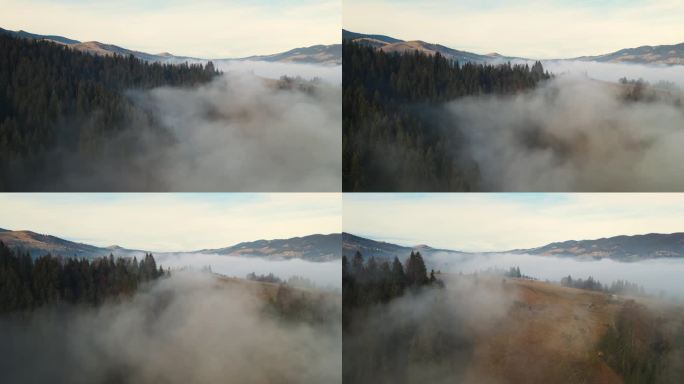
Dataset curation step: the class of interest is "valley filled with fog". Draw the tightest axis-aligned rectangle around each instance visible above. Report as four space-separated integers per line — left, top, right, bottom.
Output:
216 60 341 85
0 30 342 191
0 271 342 384
156 253 342 290
430 252 684 299
444 61 684 191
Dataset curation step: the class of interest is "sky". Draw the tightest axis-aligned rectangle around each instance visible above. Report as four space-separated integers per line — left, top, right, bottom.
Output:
0 0 340 58
343 193 684 252
344 0 684 59
0 193 341 252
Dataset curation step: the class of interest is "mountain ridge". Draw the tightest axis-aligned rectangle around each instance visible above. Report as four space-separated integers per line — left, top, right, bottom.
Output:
0 27 340 65
343 232 684 261
343 29 684 66
0 228 341 261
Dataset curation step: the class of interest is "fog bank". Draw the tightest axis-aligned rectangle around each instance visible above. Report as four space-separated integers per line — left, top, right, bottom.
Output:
0 272 341 384
430 252 684 299
447 75 684 191
542 60 684 88
216 61 341 85
43 71 341 191
156 253 341 289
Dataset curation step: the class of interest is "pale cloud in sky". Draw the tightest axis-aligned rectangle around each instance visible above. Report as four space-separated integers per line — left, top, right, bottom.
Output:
1 0 340 58
343 193 684 252
344 0 684 58
0 193 341 252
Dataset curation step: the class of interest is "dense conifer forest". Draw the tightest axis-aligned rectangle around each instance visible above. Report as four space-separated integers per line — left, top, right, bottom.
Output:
0 34 218 190
0 241 166 313
342 250 439 324
342 40 551 191
343 251 464 383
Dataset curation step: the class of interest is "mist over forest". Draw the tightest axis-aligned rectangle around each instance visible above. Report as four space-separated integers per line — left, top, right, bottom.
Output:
343 40 684 191
429 252 684 300
0 34 341 191
344 249 684 383
156 253 341 289
0 271 341 384
0 241 342 384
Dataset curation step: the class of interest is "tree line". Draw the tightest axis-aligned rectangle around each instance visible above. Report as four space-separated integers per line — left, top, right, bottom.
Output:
0 33 219 190
342 40 551 191
342 250 441 323
561 275 646 296
0 241 167 313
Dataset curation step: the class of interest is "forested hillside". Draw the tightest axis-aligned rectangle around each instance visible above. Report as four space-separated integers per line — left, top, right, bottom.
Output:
343 251 457 383
0 241 166 312
342 41 550 191
0 34 218 190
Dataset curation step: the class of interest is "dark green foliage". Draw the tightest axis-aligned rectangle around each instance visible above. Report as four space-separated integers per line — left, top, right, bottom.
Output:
0 241 166 313
343 251 469 384
342 251 439 326
599 301 670 384
0 33 219 190
342 40 551 191
561 275 645 296
267 283 339 326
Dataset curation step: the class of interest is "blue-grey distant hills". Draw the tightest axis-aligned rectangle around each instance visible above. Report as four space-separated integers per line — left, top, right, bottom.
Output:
0 228 341 261
344 232 684 261
342 232 463 260
575 43 684 66
343 29 518 63
513 232 684 260
0 27 341 65
344 29 684 66
197 233 341 261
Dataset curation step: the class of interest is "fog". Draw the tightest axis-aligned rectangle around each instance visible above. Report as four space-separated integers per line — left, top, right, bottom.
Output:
28 69 341 191
156 253 341 289
446 73 684 191
127 72 341 191
344 275 515 384
430 252 684 299
0 271 341 384
216 60 341 85
541 60 684 88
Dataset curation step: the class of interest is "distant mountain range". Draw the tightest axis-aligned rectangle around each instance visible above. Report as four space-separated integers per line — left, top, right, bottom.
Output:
198 233 341 261
0 228 341 261
0 27 341 65
514 233 684 261
342 29 518 63
342 232 462 260
343 232 684 261
575 43 684 66
343 29 684 66
4 227 681 262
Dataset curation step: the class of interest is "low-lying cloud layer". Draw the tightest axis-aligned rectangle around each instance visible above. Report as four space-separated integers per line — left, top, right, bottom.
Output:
344 275 515 384
430 252 684 299
0 272 341 383
30 67 341 191
216 61 342 85
447 72 684 191
156 253 341 289
128 71 341 191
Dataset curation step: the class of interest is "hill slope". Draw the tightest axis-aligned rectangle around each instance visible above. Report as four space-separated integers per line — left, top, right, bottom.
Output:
344 29 684 66
202 233 341 261
343 30 521 63
0 228 341 261
1 26 340 65
577 42 684 65
347 232 684 261
342 232 461 260
516 232 684 260
0 228 141 258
